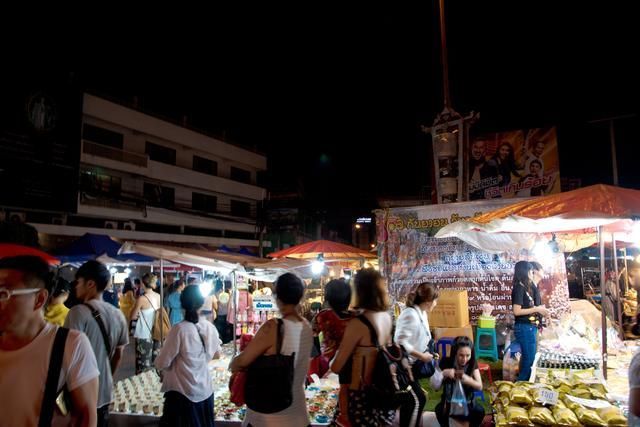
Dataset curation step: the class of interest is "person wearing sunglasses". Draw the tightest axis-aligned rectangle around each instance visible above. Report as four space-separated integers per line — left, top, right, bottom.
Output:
0 255 100 427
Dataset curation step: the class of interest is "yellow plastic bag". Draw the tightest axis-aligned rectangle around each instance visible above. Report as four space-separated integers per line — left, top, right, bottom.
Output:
494 380 514 387
509 386 533 405
570 388 592 399
552 407 581 427
505 406 533 427
494 413 508 427
529 406 556 426
574 407 607 427
589 387 607 400
498 383 513 394
596 406 627 427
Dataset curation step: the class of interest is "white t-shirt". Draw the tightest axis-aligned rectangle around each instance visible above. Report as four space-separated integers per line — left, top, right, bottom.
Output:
155 319 221 402
0 323 100 426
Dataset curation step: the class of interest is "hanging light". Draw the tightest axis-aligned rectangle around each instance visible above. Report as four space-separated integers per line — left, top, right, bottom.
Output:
109 267 118 274
311 253 325 275
124 267 132 275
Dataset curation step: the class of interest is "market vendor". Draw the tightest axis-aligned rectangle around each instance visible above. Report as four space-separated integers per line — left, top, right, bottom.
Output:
511 261 549 381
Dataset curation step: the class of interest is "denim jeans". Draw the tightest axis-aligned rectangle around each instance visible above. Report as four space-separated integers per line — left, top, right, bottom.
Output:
514 322 537 381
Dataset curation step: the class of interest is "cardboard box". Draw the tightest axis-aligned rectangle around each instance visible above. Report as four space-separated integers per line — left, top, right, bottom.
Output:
427 290 469 327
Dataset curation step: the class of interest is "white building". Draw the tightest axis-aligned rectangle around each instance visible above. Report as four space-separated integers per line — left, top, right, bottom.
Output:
31 93 269 250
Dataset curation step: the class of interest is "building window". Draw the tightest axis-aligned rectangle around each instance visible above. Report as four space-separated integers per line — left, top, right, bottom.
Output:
193 155 218 176
80 170 122 196
82 124 124 149
192 192 217 213
145 141 176 165
231 200 252 218
230 166 251 184
144 183 175 208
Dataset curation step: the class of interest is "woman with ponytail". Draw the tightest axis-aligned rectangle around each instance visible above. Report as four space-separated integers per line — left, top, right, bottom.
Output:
155 284 221 427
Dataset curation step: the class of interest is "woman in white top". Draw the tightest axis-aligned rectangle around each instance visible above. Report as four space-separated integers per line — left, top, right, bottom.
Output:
230 273 313 427
130 273 161 374
155 284 221 427
393 283 438 427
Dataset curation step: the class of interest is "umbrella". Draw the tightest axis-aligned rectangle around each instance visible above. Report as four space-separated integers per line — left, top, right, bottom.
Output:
55 233 153 264
267 239 377 260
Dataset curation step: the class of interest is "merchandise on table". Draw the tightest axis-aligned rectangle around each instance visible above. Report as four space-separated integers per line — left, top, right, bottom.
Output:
537 349 600 370
489 376 627 427
111 370 164 416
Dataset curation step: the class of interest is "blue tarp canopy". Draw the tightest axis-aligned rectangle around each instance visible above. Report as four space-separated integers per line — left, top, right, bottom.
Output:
56 233 154 264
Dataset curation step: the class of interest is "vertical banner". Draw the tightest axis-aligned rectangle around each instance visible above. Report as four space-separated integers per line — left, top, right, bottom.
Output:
468 126 561 200
377 200 570 323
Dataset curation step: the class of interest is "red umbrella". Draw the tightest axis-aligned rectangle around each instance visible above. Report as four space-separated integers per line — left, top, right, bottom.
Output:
267 240 377 260
0 244 60 265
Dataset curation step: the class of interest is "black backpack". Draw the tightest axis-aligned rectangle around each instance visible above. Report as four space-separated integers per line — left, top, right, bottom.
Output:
358 315 415 410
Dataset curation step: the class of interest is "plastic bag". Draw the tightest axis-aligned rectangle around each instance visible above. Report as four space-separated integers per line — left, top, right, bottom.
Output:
429 363 443 390
494 413 508 427
596 406 627 426
574 407 607 426
529 406 556 426
505 406 533 426
509 386 533 405
448 379 469 417
498 383 513 394
552 407 581 427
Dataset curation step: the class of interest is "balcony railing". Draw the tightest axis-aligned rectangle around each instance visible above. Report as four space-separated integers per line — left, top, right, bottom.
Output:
82 140 148 167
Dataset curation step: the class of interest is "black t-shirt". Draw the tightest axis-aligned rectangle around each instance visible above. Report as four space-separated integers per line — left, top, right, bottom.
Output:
511 281 541 324
438 356 478 403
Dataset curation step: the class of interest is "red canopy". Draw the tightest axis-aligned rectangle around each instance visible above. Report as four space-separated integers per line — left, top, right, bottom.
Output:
267 240 377 260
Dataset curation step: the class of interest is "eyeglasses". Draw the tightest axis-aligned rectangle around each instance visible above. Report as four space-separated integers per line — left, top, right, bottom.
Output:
0 287 41 302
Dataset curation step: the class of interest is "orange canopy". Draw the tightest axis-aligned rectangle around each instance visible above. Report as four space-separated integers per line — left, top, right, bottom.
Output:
267 239 377 260
0 244 60 265
472 184 640 224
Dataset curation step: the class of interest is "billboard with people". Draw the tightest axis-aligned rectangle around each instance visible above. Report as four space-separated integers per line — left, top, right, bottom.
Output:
468 127 561 200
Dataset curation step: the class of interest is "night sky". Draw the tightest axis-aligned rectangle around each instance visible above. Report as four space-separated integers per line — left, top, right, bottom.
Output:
79 2 639 237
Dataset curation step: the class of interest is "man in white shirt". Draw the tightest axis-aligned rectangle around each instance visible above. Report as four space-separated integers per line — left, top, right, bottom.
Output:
0 255 99 426
66 260 129 427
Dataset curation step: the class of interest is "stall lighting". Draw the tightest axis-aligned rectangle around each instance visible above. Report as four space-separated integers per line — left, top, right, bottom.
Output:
355 224 361 230
109 267 118 274
311 253 325 275
124 268 132 274
199 280 213 298
589 256 598 260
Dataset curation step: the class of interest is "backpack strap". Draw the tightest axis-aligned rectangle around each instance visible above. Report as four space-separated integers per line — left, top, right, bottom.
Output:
83 303 112 358
357 314 380 347
39 327 69 427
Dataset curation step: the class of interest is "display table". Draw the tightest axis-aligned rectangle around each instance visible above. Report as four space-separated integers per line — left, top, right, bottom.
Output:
110 343 338 425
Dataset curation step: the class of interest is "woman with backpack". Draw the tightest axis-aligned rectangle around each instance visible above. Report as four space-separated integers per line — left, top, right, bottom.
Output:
155 284 221 427
432 336 484 427
332 269 423 427
229 273 313 427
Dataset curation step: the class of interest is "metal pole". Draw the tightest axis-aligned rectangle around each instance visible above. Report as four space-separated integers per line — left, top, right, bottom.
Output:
624 247 629 294
610 120 619 186
612 235 623 340
599 227 608 379
232 270 238 356
160 258 164 342
438 0 451 109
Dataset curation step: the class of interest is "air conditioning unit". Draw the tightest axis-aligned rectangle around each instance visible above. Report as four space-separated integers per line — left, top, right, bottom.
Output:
52 215 67 226
9 211 26 223
122 221 136 231
104 221 118 229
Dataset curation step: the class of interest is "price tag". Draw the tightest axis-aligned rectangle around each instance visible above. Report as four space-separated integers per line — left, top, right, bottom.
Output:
538 389 559 405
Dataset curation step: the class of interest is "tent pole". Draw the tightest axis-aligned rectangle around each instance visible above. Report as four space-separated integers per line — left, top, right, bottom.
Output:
623 247 629 294
160 258 164 342
232 270 238 356
599 226 608 379
612 235 624 340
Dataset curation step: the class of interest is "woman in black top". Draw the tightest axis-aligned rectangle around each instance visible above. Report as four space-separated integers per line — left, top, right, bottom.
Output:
511 260 549 381
433 336 484 427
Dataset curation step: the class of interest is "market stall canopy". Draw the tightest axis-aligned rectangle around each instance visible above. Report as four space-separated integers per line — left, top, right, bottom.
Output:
267 239 377 260
435 184 640 253
56 233 154 264
0 243 60 265
119 241 311 282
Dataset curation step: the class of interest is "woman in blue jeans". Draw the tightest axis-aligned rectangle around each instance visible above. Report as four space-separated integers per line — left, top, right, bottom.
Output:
511 261 549 381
